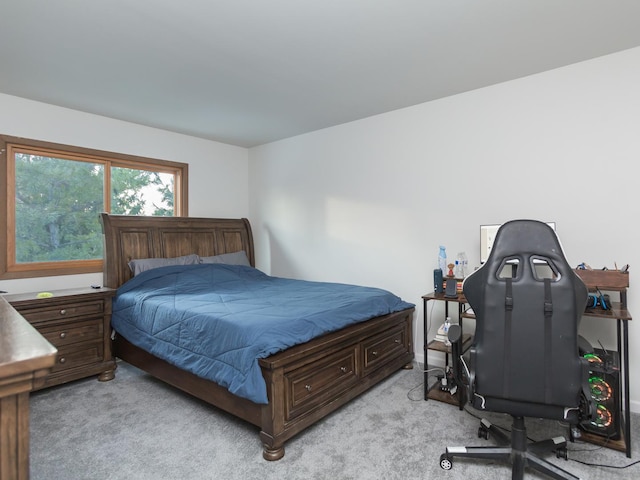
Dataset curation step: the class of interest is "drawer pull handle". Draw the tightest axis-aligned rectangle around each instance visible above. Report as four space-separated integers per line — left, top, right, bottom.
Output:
371 351 378 357
394 339 401 344
59 357 67 364
305 384 312 392
340 366 348 373
59 332 67 339
59 309 67 315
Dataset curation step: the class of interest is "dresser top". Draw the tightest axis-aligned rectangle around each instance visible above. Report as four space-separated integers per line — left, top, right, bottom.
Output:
2 286 115 305
0 297 57 377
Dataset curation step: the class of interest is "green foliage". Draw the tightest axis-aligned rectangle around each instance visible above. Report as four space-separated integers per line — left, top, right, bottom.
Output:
14 154 174 263
111 167 174 216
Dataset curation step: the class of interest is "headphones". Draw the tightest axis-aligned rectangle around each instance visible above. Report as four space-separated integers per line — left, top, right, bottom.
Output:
586 288 610 310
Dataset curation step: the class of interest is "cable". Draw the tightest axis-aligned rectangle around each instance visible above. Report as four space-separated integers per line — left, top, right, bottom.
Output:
423 366 446 375
407 367 447 401
570 457 640 469
565 432 640 469
406 382 425 401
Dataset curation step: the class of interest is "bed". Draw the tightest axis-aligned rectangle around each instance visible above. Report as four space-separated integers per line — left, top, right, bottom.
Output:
100 213 415 460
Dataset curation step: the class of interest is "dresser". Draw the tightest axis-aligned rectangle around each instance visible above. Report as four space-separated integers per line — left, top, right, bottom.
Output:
3 287 116 389
0 297 57 480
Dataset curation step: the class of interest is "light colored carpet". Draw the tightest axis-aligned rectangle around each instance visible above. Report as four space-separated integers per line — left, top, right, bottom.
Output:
30 361 639 479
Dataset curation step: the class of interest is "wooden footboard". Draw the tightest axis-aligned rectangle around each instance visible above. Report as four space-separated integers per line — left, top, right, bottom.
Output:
114 307 414 460
258 307 414 460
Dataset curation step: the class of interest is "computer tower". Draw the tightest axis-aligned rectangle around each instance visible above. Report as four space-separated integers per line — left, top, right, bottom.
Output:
581 348 621 440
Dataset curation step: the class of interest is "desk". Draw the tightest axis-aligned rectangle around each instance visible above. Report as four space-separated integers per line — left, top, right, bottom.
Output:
422 292 470 408
425 270 633 457
575 269 632 458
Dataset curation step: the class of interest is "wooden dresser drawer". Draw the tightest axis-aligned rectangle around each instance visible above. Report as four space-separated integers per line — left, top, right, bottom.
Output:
16 301 105 324
38 318 103 347
285 346 358 421
362 324 408 375
50 341 104 373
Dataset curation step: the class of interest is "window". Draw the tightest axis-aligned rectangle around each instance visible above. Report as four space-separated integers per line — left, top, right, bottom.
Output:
1 135 188 279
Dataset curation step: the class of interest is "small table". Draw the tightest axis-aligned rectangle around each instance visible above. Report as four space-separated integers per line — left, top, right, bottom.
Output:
422 292 471 408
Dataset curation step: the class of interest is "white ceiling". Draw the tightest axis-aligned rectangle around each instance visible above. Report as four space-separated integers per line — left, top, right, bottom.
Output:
2 1 640 148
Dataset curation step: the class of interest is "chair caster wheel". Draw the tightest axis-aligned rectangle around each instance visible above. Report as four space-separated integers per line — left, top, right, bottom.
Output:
556 447 568 460
478 425 489 440
440 453 453 470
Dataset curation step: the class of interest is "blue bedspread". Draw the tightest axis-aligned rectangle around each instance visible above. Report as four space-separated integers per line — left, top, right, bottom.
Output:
111 264 414 404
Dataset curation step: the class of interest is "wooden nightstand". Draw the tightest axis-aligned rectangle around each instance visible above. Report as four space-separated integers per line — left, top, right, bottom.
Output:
3 287 116 390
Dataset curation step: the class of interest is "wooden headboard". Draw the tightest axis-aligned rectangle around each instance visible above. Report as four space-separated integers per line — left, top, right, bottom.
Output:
100 213 255 289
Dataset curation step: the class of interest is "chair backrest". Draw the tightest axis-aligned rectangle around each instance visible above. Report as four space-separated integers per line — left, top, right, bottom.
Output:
463 220 588 414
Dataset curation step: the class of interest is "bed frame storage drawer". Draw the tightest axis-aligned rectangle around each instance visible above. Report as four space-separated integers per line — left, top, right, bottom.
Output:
362 324 410 375
285 346 358 421
259 308 415 460
4 287 117 388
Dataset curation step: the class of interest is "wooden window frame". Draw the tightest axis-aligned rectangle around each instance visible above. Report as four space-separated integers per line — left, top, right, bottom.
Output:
0 135 188 279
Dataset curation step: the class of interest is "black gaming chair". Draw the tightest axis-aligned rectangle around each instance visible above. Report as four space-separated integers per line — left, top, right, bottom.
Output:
440 220 593 480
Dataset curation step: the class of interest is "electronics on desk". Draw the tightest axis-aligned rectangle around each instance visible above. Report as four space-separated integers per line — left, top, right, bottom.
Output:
581 347 621 440
434 268 444 293
586 290 611 311
444 278 457 298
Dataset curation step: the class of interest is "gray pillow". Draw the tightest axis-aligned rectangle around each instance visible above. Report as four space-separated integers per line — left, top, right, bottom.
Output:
128 253 200 275
199 251 251 266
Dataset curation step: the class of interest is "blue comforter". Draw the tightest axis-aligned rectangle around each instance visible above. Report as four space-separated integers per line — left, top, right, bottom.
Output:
111 264 414 404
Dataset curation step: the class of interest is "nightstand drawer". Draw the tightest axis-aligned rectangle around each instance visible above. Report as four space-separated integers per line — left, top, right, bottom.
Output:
39 318 103 347
51 341 104 373
17 301 105 324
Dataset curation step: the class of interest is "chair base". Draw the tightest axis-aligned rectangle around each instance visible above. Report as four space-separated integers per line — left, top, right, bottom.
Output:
440 416 581 480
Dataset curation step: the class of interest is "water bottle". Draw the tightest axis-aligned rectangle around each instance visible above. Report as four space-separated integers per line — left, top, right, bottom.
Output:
460 251 468 278
438 246 447 274
455 252 467 278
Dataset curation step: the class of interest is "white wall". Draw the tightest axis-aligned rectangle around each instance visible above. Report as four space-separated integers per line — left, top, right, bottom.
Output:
0 93 249 294
249 47 640 412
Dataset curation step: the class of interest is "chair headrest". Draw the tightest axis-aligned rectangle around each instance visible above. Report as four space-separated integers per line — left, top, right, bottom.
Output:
489 220 563 263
